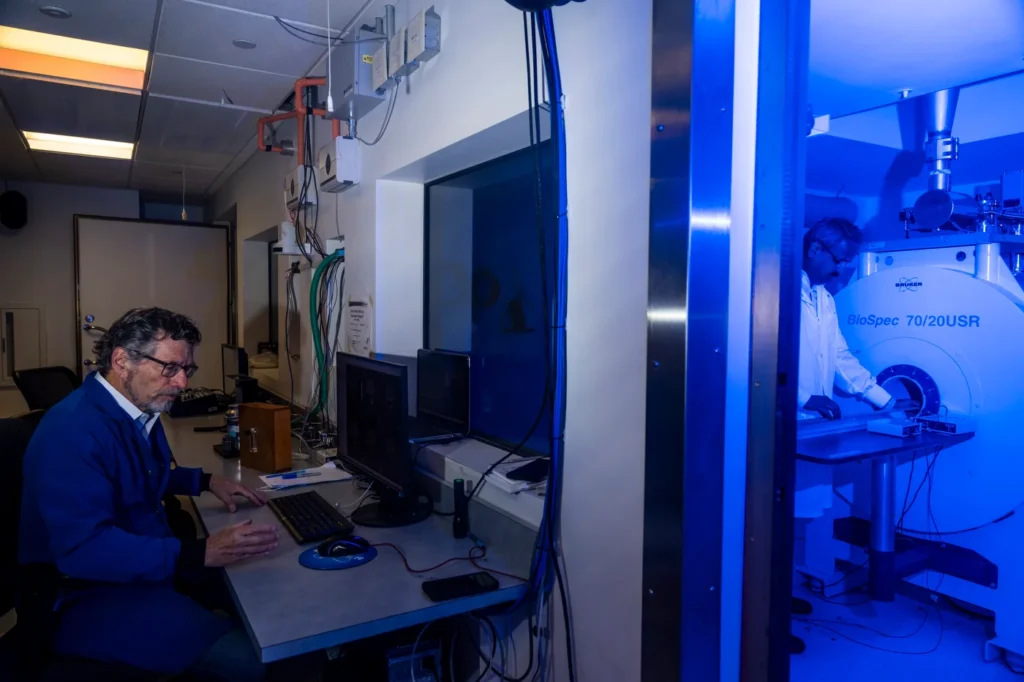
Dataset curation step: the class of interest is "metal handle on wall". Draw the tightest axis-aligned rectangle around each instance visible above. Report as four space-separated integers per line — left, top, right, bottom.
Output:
248 428 258 453
83 359 96 367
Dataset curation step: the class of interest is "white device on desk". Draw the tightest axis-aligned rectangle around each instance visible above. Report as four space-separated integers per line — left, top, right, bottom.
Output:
866 416 921 438
830 224 1024 660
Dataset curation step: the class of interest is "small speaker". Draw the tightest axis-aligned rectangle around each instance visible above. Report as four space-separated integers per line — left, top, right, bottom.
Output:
0 191 27 230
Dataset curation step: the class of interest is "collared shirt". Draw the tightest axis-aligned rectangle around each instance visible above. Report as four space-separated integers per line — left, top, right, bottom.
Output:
798 270 891 418
95 372 158 436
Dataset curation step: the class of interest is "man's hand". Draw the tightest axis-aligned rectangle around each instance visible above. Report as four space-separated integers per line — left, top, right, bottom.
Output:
205 520 279 567
208 475 267 512
804 395 842 420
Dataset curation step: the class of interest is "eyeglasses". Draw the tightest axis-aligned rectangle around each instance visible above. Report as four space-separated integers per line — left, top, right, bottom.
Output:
133 352 198 379
820 242 853 269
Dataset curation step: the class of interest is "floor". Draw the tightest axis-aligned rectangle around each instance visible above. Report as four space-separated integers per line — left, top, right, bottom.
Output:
790 582 1020 681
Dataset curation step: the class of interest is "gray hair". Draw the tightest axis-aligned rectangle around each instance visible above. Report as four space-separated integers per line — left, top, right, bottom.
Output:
803 217 863 257
93 307 202 374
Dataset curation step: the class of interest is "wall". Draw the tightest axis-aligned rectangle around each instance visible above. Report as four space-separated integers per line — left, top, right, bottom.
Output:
0 181 139 415
211 1 652 679
242 239 270 357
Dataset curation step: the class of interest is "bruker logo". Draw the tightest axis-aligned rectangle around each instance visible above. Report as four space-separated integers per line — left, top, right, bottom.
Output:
895 277 922 292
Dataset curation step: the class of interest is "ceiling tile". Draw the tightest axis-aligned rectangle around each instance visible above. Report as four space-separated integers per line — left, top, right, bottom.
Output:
148 54 296 111
32 153 131 188
810 0 1024 117
156 0 326 77
200 0 372 31
0 0 158 50
0 76 140 142
130 161 221 194
136 95 257 168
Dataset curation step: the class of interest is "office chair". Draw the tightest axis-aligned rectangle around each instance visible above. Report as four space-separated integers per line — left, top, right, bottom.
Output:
0 414 164 682
12 367 81 412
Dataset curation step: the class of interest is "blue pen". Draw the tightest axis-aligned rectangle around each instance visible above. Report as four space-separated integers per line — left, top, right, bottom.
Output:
276 471 322 480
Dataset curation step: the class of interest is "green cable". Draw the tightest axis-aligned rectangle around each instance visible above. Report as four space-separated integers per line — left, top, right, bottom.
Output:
308 250 343 415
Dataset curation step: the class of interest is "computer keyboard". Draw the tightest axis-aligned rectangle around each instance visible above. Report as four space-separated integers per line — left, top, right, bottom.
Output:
267 491 354 544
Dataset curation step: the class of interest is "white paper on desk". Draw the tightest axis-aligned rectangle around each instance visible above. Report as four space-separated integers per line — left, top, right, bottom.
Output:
485 459 548 495
259 461 352 490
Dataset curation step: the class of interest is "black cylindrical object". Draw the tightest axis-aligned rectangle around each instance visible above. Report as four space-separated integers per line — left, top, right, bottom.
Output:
453 479 469 539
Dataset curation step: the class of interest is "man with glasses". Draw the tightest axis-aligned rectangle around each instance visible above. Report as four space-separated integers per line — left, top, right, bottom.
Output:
19 307 277 681
800 217 894 421
792 218 896 653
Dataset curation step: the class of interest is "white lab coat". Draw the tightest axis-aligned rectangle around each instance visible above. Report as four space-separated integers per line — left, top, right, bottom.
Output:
796 271 892 517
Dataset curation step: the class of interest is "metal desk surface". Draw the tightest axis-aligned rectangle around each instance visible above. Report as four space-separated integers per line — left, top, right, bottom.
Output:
163 414 526 663
796 428 974 465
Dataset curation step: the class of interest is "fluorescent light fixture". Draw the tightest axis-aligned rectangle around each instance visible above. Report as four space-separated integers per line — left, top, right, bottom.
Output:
0 26 148 70
0 26 147 91
23 131 134 160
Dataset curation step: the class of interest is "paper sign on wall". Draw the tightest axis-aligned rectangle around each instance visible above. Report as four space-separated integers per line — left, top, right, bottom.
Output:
345 296 373 357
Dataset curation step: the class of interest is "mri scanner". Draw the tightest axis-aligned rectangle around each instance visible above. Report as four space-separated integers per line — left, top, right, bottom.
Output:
810 86 1024 662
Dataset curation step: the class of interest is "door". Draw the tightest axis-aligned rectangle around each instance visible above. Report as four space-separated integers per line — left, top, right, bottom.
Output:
75 217 229 390
0 307 43 385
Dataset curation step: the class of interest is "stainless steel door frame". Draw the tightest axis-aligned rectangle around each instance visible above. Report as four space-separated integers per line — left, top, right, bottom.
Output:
642 0 735 679
741 0 810 680
642 0 810 679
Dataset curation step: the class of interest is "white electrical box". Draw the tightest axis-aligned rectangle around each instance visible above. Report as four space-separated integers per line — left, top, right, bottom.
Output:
284 165 318 210
389 28 415 79
407 7 440 65
371 41 390 94
272 221 306 257
317 137 361 193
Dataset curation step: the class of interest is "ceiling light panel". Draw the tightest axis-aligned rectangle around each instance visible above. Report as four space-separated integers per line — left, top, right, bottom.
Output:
0 26 148 70
0 25 148 91
23 131 134 160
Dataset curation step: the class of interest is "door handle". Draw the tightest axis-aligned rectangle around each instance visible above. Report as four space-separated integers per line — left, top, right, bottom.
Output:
82 323 108 333
83 359 96 367
247 428 258 453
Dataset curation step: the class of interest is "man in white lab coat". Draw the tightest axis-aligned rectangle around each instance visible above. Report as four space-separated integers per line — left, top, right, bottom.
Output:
792 217 894 654
799 217 894 423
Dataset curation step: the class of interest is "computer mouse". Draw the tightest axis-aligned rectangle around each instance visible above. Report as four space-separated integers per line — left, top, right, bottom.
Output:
317 535 368 558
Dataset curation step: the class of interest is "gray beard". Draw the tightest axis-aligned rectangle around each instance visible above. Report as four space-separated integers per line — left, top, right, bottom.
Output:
124 370 170 414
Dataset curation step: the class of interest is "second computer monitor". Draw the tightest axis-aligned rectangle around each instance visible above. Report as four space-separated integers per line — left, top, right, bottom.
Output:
221 344 249 397
416 349 470 429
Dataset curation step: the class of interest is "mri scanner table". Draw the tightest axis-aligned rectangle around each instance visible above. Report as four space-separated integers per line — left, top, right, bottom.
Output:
797 428 974 600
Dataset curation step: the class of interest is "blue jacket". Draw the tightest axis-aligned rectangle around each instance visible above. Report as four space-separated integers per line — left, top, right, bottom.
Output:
19 373 230 673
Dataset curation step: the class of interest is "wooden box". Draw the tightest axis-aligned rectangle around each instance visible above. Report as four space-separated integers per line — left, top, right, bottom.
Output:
239 403 291 473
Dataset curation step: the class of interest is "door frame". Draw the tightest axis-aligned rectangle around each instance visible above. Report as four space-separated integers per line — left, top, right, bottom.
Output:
73 215 230 379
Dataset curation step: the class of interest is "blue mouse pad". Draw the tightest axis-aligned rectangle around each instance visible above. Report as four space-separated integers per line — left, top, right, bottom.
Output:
299 545 378 570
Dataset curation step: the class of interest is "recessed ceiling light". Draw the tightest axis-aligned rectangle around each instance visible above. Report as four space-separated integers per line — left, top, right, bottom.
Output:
232 39 256 50
39 6 71 19
23 131 134 160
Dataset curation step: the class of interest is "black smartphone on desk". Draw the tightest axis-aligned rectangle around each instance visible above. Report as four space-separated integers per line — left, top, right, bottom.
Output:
422 571 499 602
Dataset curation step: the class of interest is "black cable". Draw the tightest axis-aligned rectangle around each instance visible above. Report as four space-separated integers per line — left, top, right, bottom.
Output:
273 16 387 46
468 615 534 682
467 11 553 506
357 86 399 146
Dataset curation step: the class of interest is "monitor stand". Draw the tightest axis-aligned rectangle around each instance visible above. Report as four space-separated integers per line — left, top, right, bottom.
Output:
351 490 431 528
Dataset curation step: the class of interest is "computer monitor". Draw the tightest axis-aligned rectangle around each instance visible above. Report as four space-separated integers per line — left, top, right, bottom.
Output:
221 344 249 398
416 349 470 430
337 352 430 528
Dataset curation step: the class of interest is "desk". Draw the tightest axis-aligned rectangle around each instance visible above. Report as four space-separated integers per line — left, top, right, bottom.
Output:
164 415 527 663
796 428 974 600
